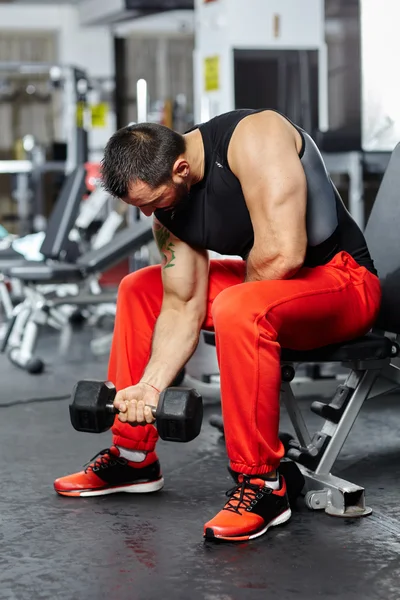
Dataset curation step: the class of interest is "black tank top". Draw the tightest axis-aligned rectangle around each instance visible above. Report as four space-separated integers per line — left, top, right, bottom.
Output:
155 109 376 274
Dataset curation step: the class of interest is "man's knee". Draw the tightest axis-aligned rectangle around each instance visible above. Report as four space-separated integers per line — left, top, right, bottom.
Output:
212 284 253 327
212 281 282 337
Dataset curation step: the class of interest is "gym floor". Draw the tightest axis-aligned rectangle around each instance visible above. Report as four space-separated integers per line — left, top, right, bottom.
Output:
1 328 400 600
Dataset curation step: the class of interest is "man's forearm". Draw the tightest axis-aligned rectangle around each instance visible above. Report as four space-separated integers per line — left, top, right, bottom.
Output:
139 307 201 391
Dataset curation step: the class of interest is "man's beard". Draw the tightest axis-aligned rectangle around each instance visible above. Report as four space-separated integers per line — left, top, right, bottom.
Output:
171 180 190 210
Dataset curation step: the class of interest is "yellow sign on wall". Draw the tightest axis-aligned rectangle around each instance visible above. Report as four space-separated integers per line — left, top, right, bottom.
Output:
76 102 109 129
91 103 109 128
204 56 220 92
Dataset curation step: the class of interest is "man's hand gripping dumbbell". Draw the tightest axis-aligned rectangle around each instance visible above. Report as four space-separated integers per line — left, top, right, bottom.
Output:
70 380 203 443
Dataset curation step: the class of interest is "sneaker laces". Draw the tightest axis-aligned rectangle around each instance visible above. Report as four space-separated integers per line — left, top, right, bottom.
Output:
84 448 128 474
224 476 271 514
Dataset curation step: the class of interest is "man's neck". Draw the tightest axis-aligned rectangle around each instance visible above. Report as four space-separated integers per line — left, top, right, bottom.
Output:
184 129 205 186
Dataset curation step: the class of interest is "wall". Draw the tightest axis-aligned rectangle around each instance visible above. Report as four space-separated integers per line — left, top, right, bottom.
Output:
227 0 324 49
0 3 116 159
194 0 327 128
0 4 114 77
194 0 228 121
361 0 400 151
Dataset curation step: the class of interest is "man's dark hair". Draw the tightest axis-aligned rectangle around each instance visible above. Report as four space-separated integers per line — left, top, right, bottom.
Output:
101 122 186 198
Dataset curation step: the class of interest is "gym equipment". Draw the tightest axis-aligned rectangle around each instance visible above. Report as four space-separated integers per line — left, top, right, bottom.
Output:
0 217 153 373
0 166 86 268
0 166 87 321
70 379 203 443
204 142 400 518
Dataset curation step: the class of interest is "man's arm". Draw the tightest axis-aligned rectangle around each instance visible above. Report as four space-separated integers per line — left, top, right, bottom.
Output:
139 218 209 392
228 111 308 282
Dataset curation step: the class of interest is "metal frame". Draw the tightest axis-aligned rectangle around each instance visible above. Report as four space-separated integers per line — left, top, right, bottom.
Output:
0 274 14 320
0 161 66 236
0 62 89 234
0 62 87 173
281 342 399 517
2 277 117 372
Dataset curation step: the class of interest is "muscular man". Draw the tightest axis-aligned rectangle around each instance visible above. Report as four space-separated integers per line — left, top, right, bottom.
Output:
54 109 381 542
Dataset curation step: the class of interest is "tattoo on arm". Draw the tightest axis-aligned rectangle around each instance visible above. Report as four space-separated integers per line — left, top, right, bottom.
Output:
154 221 176 269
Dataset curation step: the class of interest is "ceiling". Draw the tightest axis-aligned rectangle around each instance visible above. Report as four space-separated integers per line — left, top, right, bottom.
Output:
0 0 360 21
0 0 193 4
0 0 80 3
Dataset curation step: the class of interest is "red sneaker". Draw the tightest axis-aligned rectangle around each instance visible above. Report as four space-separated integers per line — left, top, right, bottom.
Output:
204 473 291 542
54 447 164 497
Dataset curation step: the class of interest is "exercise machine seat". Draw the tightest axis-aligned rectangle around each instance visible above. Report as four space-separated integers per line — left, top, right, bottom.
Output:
203 331 395 362
0 247 23 260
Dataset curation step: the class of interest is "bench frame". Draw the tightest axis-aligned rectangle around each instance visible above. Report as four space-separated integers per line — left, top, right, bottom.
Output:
281 340 400 516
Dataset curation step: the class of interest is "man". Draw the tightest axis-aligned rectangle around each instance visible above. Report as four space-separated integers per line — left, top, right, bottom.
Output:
54 109 381 542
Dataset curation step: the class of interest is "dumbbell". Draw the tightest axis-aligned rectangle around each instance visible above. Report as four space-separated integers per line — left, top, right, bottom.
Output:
69 380 203 443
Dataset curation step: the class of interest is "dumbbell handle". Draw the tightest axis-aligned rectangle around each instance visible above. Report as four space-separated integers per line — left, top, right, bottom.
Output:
105 403 157 418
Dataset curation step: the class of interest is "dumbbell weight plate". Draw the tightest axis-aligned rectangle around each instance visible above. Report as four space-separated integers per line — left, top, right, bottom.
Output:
70 380 203 442
70 380 116 433
157 387 203 443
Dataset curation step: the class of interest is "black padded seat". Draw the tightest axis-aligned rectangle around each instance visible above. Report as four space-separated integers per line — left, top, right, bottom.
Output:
281 333 395 363
4 263 83 283
1 220 153 285
203 331 395 362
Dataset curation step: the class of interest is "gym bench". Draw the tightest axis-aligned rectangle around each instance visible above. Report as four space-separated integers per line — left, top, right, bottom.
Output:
205 142 400 518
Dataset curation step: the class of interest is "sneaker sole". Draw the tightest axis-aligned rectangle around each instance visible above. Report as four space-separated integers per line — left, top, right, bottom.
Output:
204 507 292 542
55 477 165 498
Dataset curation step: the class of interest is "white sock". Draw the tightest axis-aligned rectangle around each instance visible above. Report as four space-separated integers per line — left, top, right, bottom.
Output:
117 446 147 463
263 476 280 491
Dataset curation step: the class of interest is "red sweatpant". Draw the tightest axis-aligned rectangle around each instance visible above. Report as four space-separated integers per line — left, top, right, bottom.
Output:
108 251 381 476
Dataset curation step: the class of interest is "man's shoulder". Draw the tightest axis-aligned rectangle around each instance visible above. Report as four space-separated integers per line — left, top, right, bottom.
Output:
191 109 258 132
230 110 297 148
207 109 257 127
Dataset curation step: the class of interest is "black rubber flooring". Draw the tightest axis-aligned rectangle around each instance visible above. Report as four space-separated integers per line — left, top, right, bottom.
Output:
1 331 400 600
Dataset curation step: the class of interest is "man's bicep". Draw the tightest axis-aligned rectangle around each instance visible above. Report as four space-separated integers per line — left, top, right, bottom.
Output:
230 114 307 262
153 218 209 309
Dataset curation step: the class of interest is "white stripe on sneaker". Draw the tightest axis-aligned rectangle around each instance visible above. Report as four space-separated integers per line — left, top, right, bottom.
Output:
79 477 165 497
248 508 292 540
